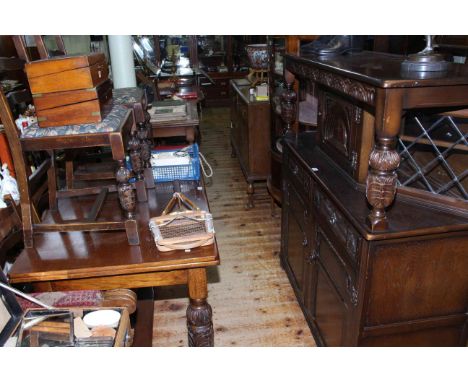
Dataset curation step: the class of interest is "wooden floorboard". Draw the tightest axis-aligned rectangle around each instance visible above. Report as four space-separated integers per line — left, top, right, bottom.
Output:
152 106 315 346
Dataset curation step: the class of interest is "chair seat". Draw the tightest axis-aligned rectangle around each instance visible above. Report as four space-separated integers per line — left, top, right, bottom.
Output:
21 103 129 138
17 288 137 314
112 87 144 105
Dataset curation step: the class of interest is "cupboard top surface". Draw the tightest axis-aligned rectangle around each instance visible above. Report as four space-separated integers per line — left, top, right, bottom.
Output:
230 79 270 105
285 132 468 241
286 51 468 88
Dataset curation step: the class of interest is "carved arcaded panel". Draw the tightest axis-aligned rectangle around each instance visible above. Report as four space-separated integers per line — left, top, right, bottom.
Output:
286 59 376 105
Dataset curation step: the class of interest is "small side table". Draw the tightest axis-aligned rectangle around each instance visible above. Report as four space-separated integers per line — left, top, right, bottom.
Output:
150 101 199 144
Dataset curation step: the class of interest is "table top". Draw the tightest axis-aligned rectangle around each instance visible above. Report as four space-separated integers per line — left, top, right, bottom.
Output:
149 100 199 128
286 51 468 88
9 181 219 284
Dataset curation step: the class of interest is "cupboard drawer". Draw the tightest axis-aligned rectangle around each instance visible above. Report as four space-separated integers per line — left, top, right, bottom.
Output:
285 149 314 204
313 188 361 266
203 86 229 99
214 79 229 88
314 226 358 308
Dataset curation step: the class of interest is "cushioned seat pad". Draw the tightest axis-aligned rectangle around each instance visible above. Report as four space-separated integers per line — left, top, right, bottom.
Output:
21 104 129 138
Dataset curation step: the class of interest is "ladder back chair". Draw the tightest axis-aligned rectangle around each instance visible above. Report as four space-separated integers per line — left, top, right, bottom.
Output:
0 84 140 247
12 36 154 196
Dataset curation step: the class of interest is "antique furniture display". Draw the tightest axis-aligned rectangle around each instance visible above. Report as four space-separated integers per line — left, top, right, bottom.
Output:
8 180 220 347
230 78 271 208
280 51 468 346
196 36 259 107
198 70 246 107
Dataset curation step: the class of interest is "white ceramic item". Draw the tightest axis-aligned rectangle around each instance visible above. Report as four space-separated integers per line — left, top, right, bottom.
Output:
83 310 121 328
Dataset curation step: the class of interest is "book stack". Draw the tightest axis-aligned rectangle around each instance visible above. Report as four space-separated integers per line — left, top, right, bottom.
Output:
150 100 187 122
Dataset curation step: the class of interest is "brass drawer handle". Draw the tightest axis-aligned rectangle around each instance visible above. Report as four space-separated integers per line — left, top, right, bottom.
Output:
346 275 358 307
307 249 319 264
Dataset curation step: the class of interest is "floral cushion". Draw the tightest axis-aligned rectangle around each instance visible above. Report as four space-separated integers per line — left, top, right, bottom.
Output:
21 104 129 138
18 290 104 310
113 87 145 105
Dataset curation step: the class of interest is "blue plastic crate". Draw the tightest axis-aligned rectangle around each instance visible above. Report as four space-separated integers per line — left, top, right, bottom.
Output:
151 144 200 182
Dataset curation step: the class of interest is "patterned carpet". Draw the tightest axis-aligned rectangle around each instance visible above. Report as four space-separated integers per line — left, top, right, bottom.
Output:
152 106 315 346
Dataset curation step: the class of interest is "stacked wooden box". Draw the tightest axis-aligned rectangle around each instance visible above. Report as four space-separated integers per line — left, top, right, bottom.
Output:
25 53 112 127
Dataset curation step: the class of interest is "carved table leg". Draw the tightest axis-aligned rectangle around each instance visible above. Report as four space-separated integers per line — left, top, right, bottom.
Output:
366 89 403 231
187 268 213 347
128 130 147 202
246 182 254 209
116 160 139 245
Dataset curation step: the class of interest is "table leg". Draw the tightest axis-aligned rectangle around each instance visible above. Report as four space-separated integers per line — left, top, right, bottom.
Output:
186 127 195 144
246 181 254 209
186 268 213 347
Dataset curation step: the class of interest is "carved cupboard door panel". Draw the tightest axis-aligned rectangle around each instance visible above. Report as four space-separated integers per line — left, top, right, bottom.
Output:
317 87 363 180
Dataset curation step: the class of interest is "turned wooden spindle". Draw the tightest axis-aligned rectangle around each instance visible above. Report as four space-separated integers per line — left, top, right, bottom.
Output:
116 160 136 219
138 114 155 189
280 70 297 133
128 130 147 202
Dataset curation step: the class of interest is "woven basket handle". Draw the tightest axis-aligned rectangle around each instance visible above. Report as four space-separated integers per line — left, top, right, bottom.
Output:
162 192 200 215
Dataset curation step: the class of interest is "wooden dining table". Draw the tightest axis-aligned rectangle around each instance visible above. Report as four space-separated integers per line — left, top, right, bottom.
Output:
8 180 220 347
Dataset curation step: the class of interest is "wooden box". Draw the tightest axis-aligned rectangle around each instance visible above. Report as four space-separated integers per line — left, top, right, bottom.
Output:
24 54 111 127
0 273 131 347
25 53 108 94
33 79 112 127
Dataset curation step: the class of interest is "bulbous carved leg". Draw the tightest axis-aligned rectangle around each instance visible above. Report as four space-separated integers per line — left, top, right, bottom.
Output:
138 118 155 189
187 299 214 347
116 160 136 219
116 160 139 245
366 137 400 230
128 130 147 202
